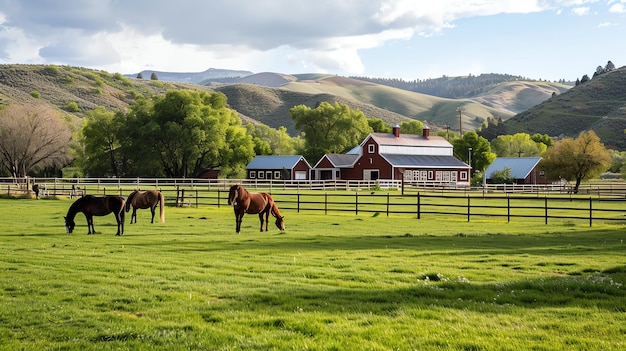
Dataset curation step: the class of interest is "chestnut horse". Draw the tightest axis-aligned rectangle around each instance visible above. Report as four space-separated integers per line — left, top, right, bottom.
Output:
228 184 285 233
64 195 126 235
125 190 165 224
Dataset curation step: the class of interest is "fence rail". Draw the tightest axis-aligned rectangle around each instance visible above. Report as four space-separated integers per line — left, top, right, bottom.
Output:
2 177 625 227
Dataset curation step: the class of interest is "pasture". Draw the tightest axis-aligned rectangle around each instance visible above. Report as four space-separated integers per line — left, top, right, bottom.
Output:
1 196 625 350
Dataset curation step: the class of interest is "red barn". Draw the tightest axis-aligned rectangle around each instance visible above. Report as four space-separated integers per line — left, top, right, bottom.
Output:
312 125 471 186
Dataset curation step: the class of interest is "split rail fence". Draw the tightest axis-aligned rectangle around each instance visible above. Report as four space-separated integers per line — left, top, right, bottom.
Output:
2 177 625 227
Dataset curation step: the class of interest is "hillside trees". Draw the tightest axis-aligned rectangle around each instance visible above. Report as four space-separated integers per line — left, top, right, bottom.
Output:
540 131 611 193
78 90 255 178
0 105 72 178
490 133 549 157
290 102 372 163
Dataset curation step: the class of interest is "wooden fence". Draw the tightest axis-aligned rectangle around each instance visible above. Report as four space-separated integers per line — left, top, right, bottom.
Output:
2 177 625 227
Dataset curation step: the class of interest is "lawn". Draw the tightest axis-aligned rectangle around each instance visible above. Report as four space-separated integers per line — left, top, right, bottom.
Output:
0 197 625 350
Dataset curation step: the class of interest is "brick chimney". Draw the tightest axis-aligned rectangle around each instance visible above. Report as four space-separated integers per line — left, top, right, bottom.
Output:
422 125 430 139
392 124 400 137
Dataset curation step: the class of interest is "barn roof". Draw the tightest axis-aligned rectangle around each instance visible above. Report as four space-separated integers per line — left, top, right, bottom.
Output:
485 157 542 179
381 154 469 168
314 154 360 168
368 133 452 148
247 155 311 169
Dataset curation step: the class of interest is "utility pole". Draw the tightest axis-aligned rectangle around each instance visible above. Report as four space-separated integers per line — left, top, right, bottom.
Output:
456 106 464 137
444 124 450 140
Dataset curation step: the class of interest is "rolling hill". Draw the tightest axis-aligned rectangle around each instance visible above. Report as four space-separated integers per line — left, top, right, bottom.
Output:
503 66 626 149
1 64 591 144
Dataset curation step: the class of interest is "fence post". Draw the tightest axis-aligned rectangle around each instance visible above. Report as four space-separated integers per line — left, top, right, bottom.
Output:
386 193 390 217
355 191 359 215
467 195 471 222
589 196 593 227
325 193 327 215
507 196 510 223
195 189 199 208
297 193 301 213
544 196 548 225
218 189 221 208
417 192 421 219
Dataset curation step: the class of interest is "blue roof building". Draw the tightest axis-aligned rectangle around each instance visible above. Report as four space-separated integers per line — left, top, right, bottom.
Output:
246 155 312 180
484 157 547 184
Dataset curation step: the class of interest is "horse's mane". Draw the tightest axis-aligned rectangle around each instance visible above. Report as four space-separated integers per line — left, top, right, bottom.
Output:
126 190 138 211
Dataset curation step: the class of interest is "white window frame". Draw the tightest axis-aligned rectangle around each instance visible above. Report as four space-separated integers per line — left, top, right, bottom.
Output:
274 171 281 179
368 144 375 153
249 171 256 179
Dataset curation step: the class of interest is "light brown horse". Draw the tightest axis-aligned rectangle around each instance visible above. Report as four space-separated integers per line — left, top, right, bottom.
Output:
228 184 285 233
125 190 165 224
64 195 126 235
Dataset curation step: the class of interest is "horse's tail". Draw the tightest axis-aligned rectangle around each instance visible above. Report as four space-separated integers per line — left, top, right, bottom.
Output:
158 191 165 223
125 191 136 212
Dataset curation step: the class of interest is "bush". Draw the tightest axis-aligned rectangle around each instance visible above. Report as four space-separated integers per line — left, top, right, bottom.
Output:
66 101 80 112
30 90 41 98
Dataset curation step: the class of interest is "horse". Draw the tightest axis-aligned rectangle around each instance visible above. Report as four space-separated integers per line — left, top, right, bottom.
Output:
125 190 165 224
228 184 285 233
64 195 126 235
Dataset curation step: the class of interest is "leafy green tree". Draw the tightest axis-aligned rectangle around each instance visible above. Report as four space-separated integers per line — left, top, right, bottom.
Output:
290 102 372 163
540 131 611 193
78 107 124 177
136 72 143 79
490 133 547 157
128 90 254 178
399 120 424 134
367 118 391 133
531 133 554 148
453 131 496 178
490 167 514 184
245 124 300 155
150 72 158 80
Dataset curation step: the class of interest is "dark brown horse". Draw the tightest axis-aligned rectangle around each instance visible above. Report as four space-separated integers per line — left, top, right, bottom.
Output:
228 184 285 233
64 195 126 235
125 190 165 224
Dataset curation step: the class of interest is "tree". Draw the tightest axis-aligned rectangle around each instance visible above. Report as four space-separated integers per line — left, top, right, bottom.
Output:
78 107 123 177
245 124 301 155
150 72 158 80
128 90 254 178
605 60 615 72
453 131 496 179
136 72 143 79
290 102 372 163
0 104 72 179
540 131 611 193
367 118 391 133
490 167 514 184
399 120 424 134
490 133 548 157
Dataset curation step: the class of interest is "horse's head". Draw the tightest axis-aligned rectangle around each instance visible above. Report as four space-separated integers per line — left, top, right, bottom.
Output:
275 216 285 232
64 216 75 234
228 185 239 206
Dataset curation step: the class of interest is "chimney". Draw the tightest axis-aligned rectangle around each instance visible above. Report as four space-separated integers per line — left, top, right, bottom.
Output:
392 124 400 137
422 125 430 139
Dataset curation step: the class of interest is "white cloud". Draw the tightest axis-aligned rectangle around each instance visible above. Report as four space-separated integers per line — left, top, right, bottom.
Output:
609 3 625 13
572 7 591 15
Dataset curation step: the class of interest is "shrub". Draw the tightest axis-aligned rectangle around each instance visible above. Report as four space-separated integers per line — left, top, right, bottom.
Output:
30 90 41 98
66 101 80 112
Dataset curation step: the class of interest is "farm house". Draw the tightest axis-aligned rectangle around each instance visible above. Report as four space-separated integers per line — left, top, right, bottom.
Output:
312 125 471 186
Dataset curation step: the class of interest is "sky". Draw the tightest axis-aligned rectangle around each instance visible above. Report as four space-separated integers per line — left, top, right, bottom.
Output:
0 0 624 82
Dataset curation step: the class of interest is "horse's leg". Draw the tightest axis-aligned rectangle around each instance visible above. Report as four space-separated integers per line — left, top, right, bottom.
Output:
86 215 94 234
131 208 137 224
234 210 241 233
150 206 156 224
258 213 264 232
237 213 243 233
263 210 270 231
116 210 124 236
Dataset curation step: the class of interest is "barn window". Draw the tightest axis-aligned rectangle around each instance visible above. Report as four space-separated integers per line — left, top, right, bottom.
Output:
368 144 375 153
274 171 281 179
249 171 256 179
258 171 265 179
460 171 468 180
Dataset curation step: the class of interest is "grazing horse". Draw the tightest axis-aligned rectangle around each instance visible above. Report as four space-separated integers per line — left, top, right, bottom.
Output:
228 184 285 233
64 195 126 235
125 190 165 224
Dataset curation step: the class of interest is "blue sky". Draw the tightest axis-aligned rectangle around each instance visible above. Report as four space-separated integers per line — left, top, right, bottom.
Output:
0 0 624 82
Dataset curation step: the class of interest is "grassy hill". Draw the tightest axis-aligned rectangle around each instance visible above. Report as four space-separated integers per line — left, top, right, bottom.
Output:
0 64 574 140
504 66 626 149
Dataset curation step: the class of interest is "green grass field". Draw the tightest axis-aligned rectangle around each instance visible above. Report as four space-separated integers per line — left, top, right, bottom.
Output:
1 197 625 350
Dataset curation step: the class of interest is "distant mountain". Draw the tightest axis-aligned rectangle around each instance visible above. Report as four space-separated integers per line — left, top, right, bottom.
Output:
126 68 253 84
503 66 626 149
